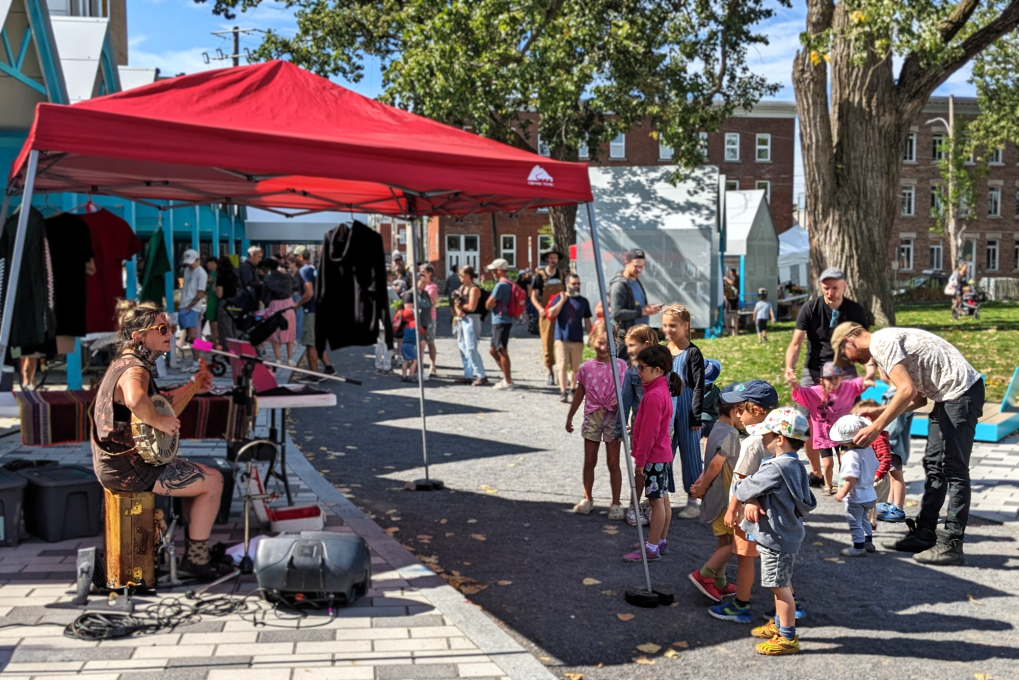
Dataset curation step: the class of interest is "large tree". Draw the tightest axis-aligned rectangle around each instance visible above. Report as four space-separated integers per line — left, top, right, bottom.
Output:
198 0 782 261
795 0 1019 326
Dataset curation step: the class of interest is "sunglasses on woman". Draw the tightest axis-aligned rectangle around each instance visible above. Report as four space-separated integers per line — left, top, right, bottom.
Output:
140 323 171 336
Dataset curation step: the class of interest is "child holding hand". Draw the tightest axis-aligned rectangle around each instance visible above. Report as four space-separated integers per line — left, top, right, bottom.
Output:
620 324 659 527
393 292 418 382
566 323 628 519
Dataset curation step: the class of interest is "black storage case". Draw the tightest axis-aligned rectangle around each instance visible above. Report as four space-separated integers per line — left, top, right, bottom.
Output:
0 468 27 546
18 466 102 542
180 456 235 525
254 531 371 605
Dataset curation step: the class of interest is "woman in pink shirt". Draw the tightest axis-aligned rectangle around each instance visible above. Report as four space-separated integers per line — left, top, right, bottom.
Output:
623 344 683 562
790 361 867 495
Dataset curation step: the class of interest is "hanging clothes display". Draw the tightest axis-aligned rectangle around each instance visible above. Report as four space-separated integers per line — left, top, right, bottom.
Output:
0 207 56 354
315 220 393 351
79 209 143 333
140 226 172 306
44 213 95 338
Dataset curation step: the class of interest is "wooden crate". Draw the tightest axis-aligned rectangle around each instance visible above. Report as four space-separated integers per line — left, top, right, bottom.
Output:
103 489 156 590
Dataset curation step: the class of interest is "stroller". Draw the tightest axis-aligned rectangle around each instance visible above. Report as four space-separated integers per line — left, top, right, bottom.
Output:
208 297 290 377
952 280 988 320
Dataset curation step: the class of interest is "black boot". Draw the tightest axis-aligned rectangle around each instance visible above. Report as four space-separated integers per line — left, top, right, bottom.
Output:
882 518 937 553
546 372 556 386
914 536 965 566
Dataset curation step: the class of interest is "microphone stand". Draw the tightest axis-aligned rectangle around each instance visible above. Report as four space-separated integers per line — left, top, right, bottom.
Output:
191 340 362 387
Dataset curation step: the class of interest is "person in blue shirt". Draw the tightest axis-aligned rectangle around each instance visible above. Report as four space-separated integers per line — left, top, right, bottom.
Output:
485 258 516 390
754 288 776 344
546 273 592 402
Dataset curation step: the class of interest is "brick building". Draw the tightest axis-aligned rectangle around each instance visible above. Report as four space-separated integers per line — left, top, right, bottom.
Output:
893 96 1019 280
373 101 796 280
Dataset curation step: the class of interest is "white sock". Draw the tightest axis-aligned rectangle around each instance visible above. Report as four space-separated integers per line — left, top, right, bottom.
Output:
645 542 659 553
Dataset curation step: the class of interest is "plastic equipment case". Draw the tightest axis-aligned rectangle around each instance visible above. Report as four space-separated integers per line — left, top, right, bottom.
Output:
17 466 102 542
0 468 27 546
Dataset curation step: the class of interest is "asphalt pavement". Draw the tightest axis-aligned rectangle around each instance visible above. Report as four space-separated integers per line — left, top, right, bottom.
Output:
291 314 1019 680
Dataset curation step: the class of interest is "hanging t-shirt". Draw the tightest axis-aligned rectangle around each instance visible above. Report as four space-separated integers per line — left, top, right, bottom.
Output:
80 210 143 333
44 213 94 337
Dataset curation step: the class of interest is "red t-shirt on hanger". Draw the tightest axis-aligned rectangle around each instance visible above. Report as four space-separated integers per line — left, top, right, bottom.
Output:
80 209 143 333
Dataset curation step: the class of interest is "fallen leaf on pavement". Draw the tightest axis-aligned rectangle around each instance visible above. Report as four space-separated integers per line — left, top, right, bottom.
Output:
508 463 516 467
974 674 990 680
564 674 583 680
391 516 402 521
384 465 395 470
383 527 399 536
812 541 823 546
471 534 487 541
617 613 635 621
418 555 438 564
538 656 551 662
479 485 491 490
445 532 455 537
601 590 616 596
663 649 681 659
673 641 689 648
319 446 327 451
447 577 463 589
428 566 444 574
632 656 655 665
582 578 602 586
417 535 433 540
486 489 499 494
463 561 471 565
461 585 483 595
967 594 985 606
636 643 661 654
467 519 478 524
823 557 840 562
497 580 512 586
385 509 397 515
451 570 461 576
440 519 448 524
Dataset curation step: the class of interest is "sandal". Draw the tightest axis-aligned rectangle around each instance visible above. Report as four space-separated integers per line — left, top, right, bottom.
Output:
607 504 625 521
572 499 594 515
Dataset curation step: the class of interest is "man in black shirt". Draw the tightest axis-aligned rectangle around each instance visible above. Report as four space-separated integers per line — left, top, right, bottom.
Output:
784 267 873 481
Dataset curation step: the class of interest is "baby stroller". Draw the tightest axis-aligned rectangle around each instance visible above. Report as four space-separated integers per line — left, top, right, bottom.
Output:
952 280 987 320
209 305 290 377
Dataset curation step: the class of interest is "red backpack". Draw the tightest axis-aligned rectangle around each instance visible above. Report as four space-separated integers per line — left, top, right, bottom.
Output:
501 278 527 318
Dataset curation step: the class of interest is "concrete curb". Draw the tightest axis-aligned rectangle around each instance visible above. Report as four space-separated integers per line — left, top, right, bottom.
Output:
284 429 556 680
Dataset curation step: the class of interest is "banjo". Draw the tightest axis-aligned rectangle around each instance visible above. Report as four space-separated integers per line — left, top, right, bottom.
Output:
130 359 209 466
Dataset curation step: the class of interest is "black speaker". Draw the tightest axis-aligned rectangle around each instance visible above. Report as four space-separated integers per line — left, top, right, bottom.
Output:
254 532 371 606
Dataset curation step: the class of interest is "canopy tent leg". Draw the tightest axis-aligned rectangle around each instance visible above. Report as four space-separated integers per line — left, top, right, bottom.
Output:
125 202 138 299
163 207 177 370
62 192 83 390
229 209 236 255
0 191 10 230
584 201 654 597
212 204 221 257
405 216 442 491
192 205 201 251
0 150 40 362
240 219 249 258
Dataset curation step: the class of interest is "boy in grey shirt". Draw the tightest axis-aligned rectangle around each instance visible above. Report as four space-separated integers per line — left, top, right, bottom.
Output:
735 407 817 656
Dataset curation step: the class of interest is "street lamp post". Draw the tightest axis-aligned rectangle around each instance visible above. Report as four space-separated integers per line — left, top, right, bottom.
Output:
926 95 956 267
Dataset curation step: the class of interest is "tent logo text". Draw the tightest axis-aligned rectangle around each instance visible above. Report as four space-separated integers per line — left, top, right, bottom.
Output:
527 165 554 186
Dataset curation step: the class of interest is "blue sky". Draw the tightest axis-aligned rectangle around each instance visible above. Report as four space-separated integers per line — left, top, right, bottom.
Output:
129 0 980 200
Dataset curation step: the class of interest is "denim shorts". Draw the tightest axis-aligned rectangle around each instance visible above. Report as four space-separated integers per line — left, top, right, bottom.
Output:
178 308 200 330
643 461 675 500
758 545 796 588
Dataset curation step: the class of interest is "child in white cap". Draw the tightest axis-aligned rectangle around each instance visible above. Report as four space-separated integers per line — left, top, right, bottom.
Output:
829 414 881 557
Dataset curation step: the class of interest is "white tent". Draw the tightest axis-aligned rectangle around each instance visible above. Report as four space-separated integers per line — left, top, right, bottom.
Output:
723 190 779 304
778 224 810 285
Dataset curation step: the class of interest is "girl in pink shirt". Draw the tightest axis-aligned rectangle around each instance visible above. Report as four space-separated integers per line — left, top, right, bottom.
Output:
790 361 867 495
623 344 683 562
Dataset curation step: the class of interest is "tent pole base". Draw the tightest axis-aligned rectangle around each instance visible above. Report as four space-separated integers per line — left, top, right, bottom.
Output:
405 479 444 491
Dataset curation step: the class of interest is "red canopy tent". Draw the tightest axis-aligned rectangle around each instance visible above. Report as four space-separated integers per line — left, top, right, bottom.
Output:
1 60 656 584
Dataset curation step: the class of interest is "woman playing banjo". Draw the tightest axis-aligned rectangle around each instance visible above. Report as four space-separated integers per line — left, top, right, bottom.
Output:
91 301 225 580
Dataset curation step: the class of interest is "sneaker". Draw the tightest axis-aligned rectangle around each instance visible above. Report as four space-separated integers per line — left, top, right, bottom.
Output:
841 546 868 557
878 506 906 523
875 502 891 514
751 621 781 639
882 518 937 553
763 600 805 622
572 499 593 515
657 539 668 555
719 582 737 597
623 546 660 562
808 472 824 488
454 377 473 384
688 570 722 602
864 539 876 553
471 377 489 387
607 504 625 521
323 365 336 375
546 372 556 386
422 372 431 382
560 392 570 404
676 501 700 520
756 634 800 656
914 537 965 566
493 380 516 390
428 367 437 379
625 505 649 527
708 600 752 623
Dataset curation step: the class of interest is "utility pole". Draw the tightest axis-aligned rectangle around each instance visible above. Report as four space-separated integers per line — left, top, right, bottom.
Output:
233 26 240 67
204 27 263 67
927 94 958 268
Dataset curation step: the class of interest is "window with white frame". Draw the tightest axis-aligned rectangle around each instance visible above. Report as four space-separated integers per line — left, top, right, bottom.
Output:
989 186 1002 216
537 134 550 157
609 133 625 159
537 234 554 259
899 239 914 271
933 134 946 161
755 134 771 162
901 185 915 216
990 147 1004 165
930 242 943 271
578 140 589 159
960 195 971 218
988 239 1000 271
501 234 517 267
756 180 771 203
931 186 943 215
725 180 739 191
724 133 740 161
698 132 708 158
903 133 916 162
659 136 674 161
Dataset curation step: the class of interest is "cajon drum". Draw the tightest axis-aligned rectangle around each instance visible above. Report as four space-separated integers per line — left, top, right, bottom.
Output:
103 489 156 590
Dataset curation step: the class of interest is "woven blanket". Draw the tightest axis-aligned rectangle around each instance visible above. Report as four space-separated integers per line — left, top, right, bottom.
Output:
15 390 244 446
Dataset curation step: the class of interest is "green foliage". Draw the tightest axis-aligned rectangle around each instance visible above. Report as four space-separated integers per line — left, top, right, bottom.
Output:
195 0 785 170
929 122 988 266
972 28 1019 149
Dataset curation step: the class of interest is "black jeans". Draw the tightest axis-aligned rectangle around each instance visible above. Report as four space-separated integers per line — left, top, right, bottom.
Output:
920 379 984 540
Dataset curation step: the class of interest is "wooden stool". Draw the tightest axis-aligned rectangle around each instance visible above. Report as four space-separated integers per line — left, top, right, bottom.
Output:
103 488 156 590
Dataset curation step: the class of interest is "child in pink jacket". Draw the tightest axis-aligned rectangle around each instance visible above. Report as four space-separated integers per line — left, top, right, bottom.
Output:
623 344 684 562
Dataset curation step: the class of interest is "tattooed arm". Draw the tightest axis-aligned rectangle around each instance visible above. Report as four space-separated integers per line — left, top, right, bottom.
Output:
118 367 179 435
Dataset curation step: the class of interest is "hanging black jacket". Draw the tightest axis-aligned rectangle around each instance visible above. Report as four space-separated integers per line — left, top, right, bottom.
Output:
315 221 394 351
0 207 56 353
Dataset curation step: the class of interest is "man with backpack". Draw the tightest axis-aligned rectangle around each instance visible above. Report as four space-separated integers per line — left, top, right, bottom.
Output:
485 258 524 390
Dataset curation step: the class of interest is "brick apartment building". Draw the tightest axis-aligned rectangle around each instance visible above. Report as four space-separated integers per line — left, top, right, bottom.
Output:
373 101 797 280
893 96 1019 281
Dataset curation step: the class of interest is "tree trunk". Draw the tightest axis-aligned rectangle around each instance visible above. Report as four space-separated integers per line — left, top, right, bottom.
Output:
549 203 578 267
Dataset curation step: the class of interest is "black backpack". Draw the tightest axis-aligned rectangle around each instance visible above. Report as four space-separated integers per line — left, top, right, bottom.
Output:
477 287 491 322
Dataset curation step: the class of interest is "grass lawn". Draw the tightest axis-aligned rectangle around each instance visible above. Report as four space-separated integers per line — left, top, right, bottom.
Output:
587 301 1019 406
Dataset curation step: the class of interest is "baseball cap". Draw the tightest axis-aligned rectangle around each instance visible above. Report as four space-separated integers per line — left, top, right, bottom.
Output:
828 414 872 444
830 321 864 367
624 248 646 262
719 379 779 409
486 258 511 271
819 267 845 282
704 359 722 385
746 407 811 441
392 252 404 261
181 249 199 265
821 361 851 378
293 245 311 258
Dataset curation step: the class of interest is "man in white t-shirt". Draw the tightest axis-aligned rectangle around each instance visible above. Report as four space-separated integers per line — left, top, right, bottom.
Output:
178 249 208 372
832 322 984 566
